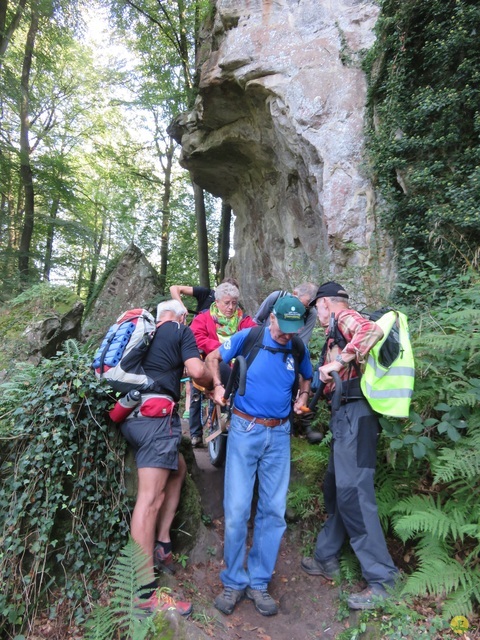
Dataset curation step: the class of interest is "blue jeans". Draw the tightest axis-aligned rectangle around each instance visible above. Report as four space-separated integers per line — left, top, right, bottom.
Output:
221 413 291 591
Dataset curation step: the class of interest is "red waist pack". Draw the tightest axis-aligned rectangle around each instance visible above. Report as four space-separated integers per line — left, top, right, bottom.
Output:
138 394 175 418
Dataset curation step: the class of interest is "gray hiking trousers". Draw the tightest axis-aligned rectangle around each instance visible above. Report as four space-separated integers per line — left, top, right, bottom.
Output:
314 398 399 588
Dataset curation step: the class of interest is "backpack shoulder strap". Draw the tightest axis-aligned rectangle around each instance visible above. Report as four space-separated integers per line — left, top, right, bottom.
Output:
291 335 305 365
241 325 266 363
290 335 305 399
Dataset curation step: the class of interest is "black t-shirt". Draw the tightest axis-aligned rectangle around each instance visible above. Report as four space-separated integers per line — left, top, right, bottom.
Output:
192 286 215 313
142 321 200 401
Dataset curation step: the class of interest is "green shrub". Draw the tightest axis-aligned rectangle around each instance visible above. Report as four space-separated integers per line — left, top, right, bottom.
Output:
364 0 480 294
0 340 131 637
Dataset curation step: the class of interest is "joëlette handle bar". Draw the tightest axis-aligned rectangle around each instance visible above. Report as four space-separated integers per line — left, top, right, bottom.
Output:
223 355 247 401
308 369 342 413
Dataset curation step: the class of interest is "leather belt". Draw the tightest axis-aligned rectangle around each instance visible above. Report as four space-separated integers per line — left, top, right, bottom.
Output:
232 407 286 428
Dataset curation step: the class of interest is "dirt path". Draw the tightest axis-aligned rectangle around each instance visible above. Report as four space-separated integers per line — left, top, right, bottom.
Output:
174 444 349 640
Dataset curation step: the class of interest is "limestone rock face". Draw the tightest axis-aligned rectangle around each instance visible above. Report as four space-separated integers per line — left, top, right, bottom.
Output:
82 244 163 342
23 300 84 360
171 0 393 310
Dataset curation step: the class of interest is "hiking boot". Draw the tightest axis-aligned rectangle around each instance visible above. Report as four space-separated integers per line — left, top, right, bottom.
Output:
191 436 204 448
153 542 175 575
135 589 192 616
306 427 323 444
214 586 245 615
347 585 389 610
246 587 278 616
301 556 340 580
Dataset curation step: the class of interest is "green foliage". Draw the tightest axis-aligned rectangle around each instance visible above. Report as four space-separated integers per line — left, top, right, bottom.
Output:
380 277 480 462
337 598 453 640
296 276 480 621
288 436 329 552
0 283 82 371
84 537 171 640
374 279 480 617
364 0 480 292
0 341 131 637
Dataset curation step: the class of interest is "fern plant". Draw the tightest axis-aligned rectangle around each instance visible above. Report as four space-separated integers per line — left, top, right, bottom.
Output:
83 537 172 640
390 418 480 617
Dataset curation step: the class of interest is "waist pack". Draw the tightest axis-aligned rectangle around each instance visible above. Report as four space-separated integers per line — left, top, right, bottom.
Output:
136 394 175 418
92 308 156 393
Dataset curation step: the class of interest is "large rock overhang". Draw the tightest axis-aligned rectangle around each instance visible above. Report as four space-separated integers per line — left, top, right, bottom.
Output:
170 0 394 309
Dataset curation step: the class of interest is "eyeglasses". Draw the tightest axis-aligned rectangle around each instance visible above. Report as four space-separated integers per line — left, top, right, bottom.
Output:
219 299 238 308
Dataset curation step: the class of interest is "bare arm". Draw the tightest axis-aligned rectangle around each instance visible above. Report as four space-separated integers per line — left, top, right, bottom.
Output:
170 285 194 302
205 349 226 406
293 376 311 414
184 357 212 390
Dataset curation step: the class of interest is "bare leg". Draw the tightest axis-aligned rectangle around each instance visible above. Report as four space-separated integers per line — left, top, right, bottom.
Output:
184 381 191 413
156 454 187 542
131 466 171 583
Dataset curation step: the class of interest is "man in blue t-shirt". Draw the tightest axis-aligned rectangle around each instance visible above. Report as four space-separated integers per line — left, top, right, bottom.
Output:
205 295 313 617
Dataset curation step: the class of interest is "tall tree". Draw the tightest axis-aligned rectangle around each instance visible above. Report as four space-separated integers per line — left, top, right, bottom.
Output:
217 201 231 282
0 0 28 60
111 0 215 287
17 6 38 279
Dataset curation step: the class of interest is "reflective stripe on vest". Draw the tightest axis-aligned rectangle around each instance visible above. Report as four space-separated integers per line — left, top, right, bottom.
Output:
360 310 415 418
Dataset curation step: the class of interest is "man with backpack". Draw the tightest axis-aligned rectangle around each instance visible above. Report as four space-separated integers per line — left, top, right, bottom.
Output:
253 281 318 345
300 282 399 610
206 295 313 617
119 299 212 616
254 282 322 444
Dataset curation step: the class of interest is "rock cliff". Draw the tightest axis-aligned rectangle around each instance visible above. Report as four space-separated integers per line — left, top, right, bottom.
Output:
170 0 394 309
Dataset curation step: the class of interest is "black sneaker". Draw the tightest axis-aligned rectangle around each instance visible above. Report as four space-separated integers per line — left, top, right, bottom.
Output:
301 556 340 580
306 429 323 444
153 542 175 575
347 585 389 610
214 587 245 615
245 587 278 616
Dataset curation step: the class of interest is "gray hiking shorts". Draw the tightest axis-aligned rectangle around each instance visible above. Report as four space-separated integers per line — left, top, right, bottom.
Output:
120 413 182 470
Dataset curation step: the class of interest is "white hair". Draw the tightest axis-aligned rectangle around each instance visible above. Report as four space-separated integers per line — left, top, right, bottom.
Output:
294 282 317 301
156 299 187 321
215 282 240 301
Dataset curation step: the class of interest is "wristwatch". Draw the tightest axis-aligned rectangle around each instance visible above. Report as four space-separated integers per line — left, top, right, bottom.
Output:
335 353 348 366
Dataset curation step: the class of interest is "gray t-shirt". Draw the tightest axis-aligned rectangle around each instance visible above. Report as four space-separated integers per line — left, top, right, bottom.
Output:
253 290 318 345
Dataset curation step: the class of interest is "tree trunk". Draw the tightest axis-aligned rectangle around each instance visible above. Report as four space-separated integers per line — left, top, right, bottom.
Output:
176 0 193 104
87 204 105 301
0 0 28 60
158 139 174 294
18 9 38 281
193 181 210 287
217 201 232 282
76 243 86 297
43 197 59 281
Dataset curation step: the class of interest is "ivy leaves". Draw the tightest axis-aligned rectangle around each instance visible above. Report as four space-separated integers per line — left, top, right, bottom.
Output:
364 0 480 282
0 342 130 636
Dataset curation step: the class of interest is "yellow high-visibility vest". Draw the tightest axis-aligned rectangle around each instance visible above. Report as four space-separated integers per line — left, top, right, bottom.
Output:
360 310 415 418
